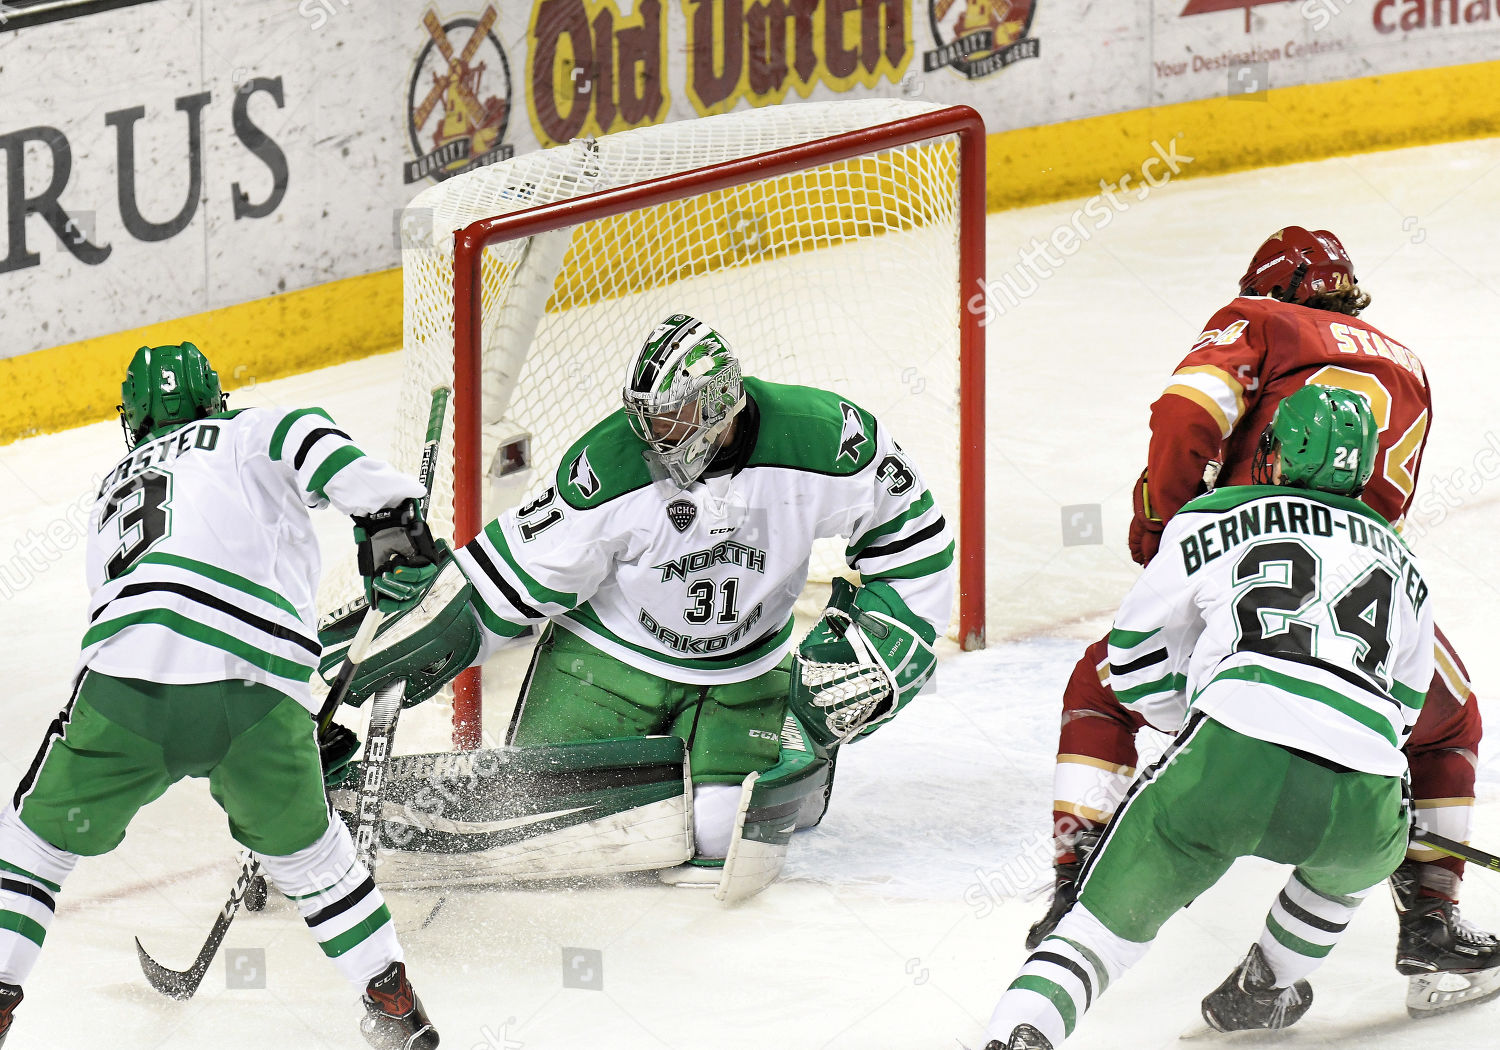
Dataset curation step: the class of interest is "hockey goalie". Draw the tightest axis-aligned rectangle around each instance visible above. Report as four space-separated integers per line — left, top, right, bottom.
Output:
318 314 954 902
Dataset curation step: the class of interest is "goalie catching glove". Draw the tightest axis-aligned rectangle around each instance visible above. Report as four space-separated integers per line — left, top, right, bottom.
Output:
318 543 484 709
789 578 937 748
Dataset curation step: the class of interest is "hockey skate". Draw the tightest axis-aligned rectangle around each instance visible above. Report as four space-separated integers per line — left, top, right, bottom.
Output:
360 962 438 1049
982 1024 1053 1050
1392 860 1500 1017
1200 944 1312 1033
1025 830 1098 950
0 983 19 1048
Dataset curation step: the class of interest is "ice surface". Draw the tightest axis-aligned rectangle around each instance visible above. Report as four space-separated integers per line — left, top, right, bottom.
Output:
4 136 1500 1048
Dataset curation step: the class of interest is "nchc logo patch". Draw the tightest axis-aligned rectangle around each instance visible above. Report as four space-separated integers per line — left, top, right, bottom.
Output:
666 498 697 533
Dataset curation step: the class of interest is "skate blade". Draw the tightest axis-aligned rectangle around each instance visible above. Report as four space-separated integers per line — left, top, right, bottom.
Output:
1180 1019 1296 1042
1406 968 1500 1018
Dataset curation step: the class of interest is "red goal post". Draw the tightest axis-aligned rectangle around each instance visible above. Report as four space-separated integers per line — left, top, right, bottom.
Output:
442 103 986 750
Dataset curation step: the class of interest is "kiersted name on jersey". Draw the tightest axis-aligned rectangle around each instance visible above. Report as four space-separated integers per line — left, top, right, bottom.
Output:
96 419 224 497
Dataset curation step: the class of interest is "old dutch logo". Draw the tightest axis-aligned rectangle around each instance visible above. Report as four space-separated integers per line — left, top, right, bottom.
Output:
404 4 515 184
924 0 1040 80
667 499 698 534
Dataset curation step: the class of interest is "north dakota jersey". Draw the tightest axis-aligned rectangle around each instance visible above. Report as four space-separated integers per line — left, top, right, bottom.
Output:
79 407 424 710
455 377 955 683
1107 485 1433 776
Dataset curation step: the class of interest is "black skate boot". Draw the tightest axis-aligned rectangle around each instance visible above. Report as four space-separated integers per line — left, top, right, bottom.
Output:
1391 860 1500 1017
1200 944 1313 1032
982 1023 1054 1050
360 962 439 1050
0 983 21 1049
1025 830 1098 950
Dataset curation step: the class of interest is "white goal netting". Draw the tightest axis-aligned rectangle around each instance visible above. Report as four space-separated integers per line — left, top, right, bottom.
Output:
324 100 974 735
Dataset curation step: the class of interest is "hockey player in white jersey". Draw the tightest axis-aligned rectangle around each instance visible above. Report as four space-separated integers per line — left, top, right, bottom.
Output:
984 386 1433 1049
327 314 953 897
0 343 441 1049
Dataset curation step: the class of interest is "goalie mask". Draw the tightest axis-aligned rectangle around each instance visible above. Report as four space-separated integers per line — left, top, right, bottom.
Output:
623 314 745 488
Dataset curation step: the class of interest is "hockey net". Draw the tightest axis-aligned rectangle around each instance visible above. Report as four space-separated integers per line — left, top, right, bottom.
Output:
375 99 985 748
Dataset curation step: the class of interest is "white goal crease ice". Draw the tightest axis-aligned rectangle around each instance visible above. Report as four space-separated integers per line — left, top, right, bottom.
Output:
324 98 986 745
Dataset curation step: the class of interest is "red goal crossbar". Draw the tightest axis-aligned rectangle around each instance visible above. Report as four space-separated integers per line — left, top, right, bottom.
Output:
448 104 987 750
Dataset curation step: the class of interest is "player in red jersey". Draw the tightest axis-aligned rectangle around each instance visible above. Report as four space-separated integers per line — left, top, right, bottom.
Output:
1028 228 1497 1018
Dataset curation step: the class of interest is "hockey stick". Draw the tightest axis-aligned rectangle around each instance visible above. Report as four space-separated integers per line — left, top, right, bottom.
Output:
135 387 451 1000
351 386 449 871
1411 829 1500 875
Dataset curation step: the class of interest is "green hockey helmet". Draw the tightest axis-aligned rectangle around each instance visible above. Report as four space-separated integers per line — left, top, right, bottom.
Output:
1252 384 1378 495
622 314 745 487
118 342 227 449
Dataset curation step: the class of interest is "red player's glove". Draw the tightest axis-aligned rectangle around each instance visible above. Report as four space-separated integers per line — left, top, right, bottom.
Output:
1129 468 1164 566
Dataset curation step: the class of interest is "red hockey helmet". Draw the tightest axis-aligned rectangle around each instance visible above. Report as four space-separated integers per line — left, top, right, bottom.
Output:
1240 227 1356 304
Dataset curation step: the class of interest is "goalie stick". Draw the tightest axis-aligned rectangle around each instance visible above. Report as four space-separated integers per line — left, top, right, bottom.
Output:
134 386 450 1001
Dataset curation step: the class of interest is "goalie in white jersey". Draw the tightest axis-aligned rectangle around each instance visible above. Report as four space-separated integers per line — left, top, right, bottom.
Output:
984 386 1433 1050
328 315 954 897
0 344 440 1049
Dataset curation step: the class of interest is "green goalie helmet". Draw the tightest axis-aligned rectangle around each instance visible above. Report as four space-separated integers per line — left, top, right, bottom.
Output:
1252 384 1377 496
622 314 745 487
118 341 227 449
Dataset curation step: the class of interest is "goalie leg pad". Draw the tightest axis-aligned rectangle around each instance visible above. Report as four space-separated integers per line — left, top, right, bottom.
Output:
329 736 693 886
714 724 832 904
318 558 482 708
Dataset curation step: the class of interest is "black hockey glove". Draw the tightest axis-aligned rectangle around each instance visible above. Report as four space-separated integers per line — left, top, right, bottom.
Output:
354 499 440 581
320 722 360 788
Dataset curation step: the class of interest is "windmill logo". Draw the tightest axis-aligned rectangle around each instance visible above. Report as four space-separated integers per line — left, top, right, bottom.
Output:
923 0 1039 80
404 4 515 184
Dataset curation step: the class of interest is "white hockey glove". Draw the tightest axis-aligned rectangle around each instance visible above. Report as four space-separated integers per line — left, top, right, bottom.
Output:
789 579 936 748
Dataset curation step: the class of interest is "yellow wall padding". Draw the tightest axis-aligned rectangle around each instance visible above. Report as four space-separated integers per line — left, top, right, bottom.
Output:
1 269 401 444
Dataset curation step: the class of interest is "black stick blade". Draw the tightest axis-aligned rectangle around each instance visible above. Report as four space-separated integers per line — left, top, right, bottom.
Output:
135 910 229 1002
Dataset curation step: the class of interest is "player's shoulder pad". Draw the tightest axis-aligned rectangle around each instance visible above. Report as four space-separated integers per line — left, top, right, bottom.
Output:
554 410 655 510
744 377 879 476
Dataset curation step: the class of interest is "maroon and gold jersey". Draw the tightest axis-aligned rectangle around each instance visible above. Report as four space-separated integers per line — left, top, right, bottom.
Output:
1145 295 1431 527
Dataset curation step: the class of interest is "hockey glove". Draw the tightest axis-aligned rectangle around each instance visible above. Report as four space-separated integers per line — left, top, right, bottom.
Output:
354 498 440 602
318 553 482 709
789 578 937 749
1128 468 1165 566
320 722 360 788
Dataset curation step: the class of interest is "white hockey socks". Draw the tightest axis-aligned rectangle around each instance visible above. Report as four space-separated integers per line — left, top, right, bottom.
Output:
1257 871 1370 988
0 806 78 986
986 902 1149 1047
259 816 401 988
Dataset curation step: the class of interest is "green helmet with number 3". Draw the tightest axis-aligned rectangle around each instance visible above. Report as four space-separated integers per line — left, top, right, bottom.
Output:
1253 384 1378 496
118 342 227 449
622 314 745 487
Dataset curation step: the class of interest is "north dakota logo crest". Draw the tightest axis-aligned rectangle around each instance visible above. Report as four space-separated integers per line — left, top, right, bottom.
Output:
924 0 1040 80
404 5 515 183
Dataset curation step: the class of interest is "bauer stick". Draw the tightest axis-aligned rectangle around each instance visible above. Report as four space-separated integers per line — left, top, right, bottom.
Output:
136 386 451 1000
